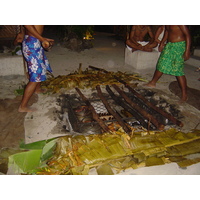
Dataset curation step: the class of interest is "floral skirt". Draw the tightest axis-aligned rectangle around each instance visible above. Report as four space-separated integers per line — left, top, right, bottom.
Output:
22 35 52 82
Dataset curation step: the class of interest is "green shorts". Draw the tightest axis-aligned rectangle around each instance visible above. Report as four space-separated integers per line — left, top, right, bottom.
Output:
156 41 186 76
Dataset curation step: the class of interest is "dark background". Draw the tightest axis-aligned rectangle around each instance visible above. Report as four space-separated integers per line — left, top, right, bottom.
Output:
0 25 200 52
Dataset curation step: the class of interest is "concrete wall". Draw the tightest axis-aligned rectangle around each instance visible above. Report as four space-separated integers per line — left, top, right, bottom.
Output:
0 55 24 76
125 47 160 70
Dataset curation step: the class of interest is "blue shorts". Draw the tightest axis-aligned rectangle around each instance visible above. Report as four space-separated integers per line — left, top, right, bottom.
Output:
22 35 52 82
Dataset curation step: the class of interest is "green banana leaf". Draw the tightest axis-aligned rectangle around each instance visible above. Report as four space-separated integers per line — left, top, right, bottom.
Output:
8 149 43 174
8 138 57 174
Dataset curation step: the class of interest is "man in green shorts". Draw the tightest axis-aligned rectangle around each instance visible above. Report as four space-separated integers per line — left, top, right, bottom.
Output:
145 25 191 102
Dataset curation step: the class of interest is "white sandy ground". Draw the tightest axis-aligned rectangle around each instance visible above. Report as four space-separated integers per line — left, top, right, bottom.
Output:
1 32 200 175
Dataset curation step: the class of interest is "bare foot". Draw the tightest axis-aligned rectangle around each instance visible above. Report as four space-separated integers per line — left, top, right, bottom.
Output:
131 48 137 52
195 67 200 72
143 82 156 88
18 106 37 112
35 88 47 94
177 97 188 104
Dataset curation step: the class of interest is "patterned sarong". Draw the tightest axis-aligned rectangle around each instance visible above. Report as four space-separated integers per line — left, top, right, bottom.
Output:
156 41 186 76
22 35 52 82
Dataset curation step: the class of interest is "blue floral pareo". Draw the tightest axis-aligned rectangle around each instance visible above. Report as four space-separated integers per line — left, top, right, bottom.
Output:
22 35 52 82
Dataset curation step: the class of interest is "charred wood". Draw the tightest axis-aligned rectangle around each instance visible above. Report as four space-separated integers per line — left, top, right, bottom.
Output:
96 85 131 134
106 85 152 130
111 84 165 130
75 87 110 133
114 77 183 127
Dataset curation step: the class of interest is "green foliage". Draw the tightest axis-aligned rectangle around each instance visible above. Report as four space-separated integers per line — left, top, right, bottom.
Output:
57 25 94 40
71 25 94 39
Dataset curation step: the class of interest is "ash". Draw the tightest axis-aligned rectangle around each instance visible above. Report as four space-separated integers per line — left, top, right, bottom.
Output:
54 87 183 136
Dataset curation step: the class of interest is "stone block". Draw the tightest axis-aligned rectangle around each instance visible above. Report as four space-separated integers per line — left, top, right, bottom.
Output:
0 55 24 76
125 47 160 70
194 49 200 57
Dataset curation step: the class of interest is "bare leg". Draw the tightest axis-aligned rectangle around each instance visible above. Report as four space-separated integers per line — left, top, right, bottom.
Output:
143 44 153 52
142 46 153 52
195 67 200 72
18 82 40 112
126 39 143 51
35 82 41 94
145 70 163 87
176 75 188 102
35 82 47 94
34 82 46 94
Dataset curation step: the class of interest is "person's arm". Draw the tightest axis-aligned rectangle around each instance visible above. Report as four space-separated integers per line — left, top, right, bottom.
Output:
179 25 191 61
24 25 45 42
154 26 163 43
24 25 54 49
158 26 168 52
147 26 154 43
129 26 141 46
13 25 25 45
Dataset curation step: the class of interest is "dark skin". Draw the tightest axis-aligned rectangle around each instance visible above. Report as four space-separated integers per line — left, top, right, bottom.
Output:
13 26 25 46
126 25 155 52
18 25 54 112
149 25 165 50
159 25 190 60
145 25 191 102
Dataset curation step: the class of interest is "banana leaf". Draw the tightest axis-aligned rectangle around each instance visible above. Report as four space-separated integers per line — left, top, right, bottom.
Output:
41 139 57 162
145 156 165 167
14 89 24 95
0 148 23 174
20 138 55 150
177 157 200 168
8 127 200 175
8 138 57 174
8 149 43 174
166 139 200 157
96 164 114 175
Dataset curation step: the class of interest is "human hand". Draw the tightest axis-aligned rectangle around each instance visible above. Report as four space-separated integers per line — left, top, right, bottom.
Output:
45 38 54 44
13 32 24 46
183 51 190 61
136 43 143 50
158 43 165 52
42 38 54 51
155 39 161 44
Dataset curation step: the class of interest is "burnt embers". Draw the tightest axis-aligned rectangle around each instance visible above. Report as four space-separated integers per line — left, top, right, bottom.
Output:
56 85 183 136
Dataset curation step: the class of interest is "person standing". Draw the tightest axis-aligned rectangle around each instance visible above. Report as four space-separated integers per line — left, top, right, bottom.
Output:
17 25 54 112
145 25 191 102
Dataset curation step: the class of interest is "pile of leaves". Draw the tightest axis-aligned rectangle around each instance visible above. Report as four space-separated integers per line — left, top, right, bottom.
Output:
7 128 200 175
41 67 145 93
